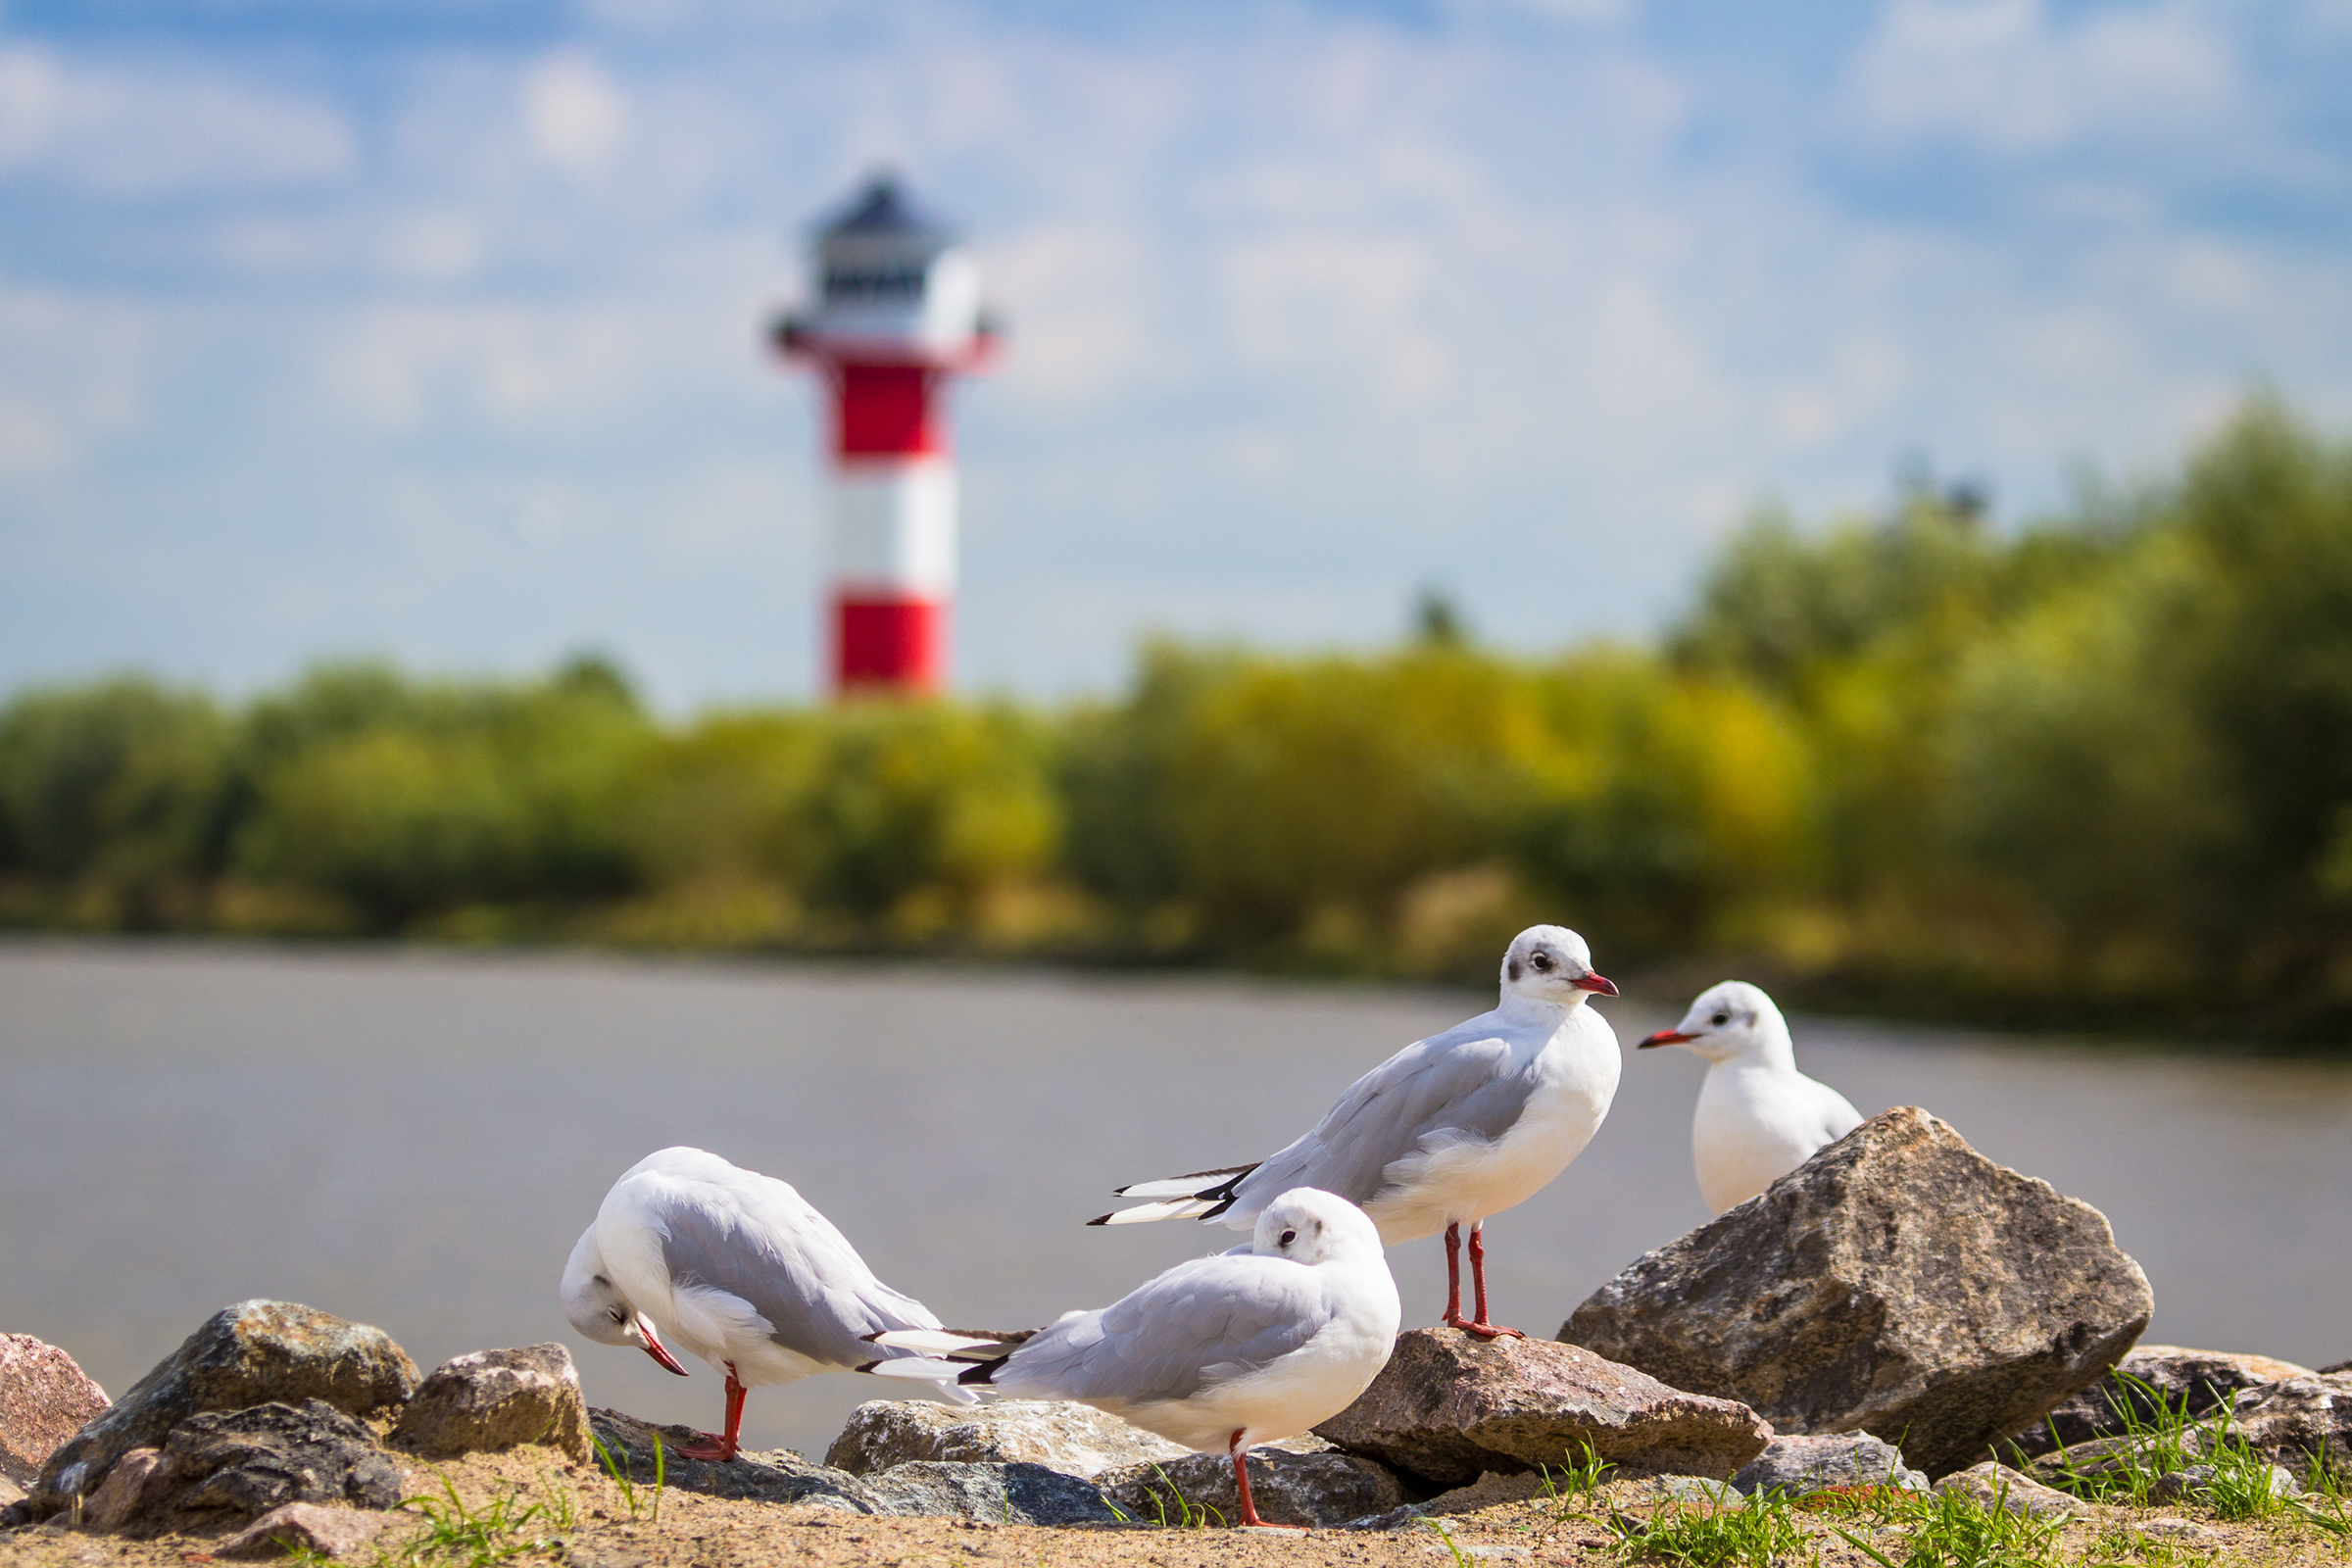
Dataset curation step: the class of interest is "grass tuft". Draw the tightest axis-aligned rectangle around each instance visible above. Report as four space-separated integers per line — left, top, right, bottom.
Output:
1610 1491 1804 1568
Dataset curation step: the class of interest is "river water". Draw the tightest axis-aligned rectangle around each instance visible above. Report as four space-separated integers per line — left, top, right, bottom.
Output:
3 940 2348 1461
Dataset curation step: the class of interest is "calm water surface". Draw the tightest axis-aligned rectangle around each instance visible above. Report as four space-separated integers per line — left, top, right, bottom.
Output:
3 940 2348 1460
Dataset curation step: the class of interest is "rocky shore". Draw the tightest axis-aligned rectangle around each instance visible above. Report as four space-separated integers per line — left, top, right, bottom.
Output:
5 1108 2348 1566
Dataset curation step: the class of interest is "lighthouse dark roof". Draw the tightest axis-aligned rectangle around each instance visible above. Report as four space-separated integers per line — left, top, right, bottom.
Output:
820 173 955 245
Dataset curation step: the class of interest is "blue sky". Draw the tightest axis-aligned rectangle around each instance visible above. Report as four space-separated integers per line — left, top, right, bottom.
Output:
3 0 2349 708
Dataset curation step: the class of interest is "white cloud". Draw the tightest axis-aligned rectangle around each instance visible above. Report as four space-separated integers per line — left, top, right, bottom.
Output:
522 51 629 179
1845 0 2236 157
0 44 353 195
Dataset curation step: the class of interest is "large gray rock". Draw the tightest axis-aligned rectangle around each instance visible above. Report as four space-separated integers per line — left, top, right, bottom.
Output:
0 1335 110 1488
2224 1373 2352 1476
585 1407 878 1513
167 1401 404 1523
1565 1107 2153 1478
70 1401 402 1536
1730 1433 1927 1497
859 1461 1121 1524
826 1399 1188 1479
26 1300 416 1520
1099 1438 1408 1529
1314 1329 1771 1489
2005 1346 2312 1459
392 1345 588 1462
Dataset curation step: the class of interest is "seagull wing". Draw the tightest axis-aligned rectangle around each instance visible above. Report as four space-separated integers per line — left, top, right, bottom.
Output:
653 1172 944 1371
992 1253 1334 1408
1234 1018 1538 1213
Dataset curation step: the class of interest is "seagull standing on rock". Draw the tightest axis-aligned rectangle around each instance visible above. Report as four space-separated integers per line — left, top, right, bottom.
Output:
1093 924 1622 1339
561 1146 970 1463
1642 980 1864 1215
861 1188 1400 1530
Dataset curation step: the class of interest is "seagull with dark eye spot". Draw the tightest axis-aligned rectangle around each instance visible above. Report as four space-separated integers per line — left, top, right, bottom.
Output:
560 1146 974 1463
1093 924 1623 1340
863 1189 1397 1532
1640 980 1865 1214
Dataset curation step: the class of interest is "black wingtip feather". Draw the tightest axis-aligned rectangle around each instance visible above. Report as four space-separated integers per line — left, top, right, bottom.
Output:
1086 1213 1111 1226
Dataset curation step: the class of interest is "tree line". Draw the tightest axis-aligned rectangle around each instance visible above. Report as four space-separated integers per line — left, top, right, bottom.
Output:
4 399 2347 1042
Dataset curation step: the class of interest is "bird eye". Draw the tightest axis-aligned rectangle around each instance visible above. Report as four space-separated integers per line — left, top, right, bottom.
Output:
1711 1012 1730 1027
1279 1229 1298 1248
1530 951 1551 970
608 1309 626 1325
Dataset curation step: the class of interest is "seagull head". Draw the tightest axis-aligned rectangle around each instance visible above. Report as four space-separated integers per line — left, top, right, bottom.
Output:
1500 925 1617 1007
1250 1188 1385 1266
561 1225 689 1376
1640 980 1787 1064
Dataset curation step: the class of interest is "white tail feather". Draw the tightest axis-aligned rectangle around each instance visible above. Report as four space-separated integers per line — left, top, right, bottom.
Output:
1114 1175 1227 1200
864 1356 970 1383
869 1329 1005 1354
1101 1198 1220 1224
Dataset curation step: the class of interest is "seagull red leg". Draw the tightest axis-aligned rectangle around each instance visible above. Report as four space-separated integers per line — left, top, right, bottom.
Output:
1440 1221 1469 1330
1461 1224 1525 1340
678 1361 747 1461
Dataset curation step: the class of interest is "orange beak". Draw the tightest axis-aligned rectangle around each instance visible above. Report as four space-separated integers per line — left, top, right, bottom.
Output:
1574 973 1620 997
1640 1029 1692 1050
639 1323 690 1376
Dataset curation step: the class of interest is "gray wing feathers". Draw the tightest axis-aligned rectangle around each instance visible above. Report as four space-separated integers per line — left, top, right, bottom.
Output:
658 1188 941 1370
1238 1024 1537 1209
994 1256 1333 1408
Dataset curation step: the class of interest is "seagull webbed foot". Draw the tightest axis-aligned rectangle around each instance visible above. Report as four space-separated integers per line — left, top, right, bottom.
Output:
676 1435 738 1462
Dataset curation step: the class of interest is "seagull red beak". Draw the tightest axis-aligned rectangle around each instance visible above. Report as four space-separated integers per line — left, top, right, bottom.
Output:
639 1325 690 1377
1574 973 1620 997
1640 1029 1692 1050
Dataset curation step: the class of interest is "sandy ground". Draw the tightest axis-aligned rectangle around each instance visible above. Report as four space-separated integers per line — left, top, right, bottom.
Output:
4 1448 2348 1568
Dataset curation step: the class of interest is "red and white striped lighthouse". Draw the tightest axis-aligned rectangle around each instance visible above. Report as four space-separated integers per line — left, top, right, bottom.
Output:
774 173 1000 695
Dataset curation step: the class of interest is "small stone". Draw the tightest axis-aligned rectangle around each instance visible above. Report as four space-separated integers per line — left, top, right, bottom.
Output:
391 1344 588 1461
26 1301 416 1522
1652 1476 1742 1506
1420 1472 1546 1515
1932 1461 2081 1519
1731 1433 1929 1497
2005 1346 2312 1459
2224 1373 2352 1475
585 1407 878 1513
166 1400 403 1521
825 1399 1190 1480
79 1448 177 1532
858 1461 1120 1525
1315 1329 1771 1489
0 1335 111 1488
2132 1518 2225 1547
1099 1440 1407 1529
216 1501 401 1559
1566 1107 2153 1478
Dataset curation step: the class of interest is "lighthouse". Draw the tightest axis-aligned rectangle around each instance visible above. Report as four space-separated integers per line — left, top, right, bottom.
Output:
774 173 1000 695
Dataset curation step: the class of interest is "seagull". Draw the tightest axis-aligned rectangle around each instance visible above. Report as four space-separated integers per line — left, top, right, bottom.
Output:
861 1188 1400 1530
1092 925 1621 1339
560 1146 970 1462
1640 980 1864 1214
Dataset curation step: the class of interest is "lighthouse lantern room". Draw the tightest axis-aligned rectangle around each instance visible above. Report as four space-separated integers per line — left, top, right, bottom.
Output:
774 172 999 695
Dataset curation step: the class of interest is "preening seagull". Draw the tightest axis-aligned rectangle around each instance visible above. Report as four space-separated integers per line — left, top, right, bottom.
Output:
1093 924 1621 1339
862 1188 1400 1530
560 1146 970 1462
1641 980 1864 1215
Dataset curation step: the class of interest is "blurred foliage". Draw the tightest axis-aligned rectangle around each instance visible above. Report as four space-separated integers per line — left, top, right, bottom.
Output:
5 398 2351 1040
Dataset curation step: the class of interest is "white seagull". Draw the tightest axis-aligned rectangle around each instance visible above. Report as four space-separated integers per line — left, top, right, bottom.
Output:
1640 980 1864 1215
560 1146 970 1462
1093 925 1621 1339
863 1188 1400 1530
